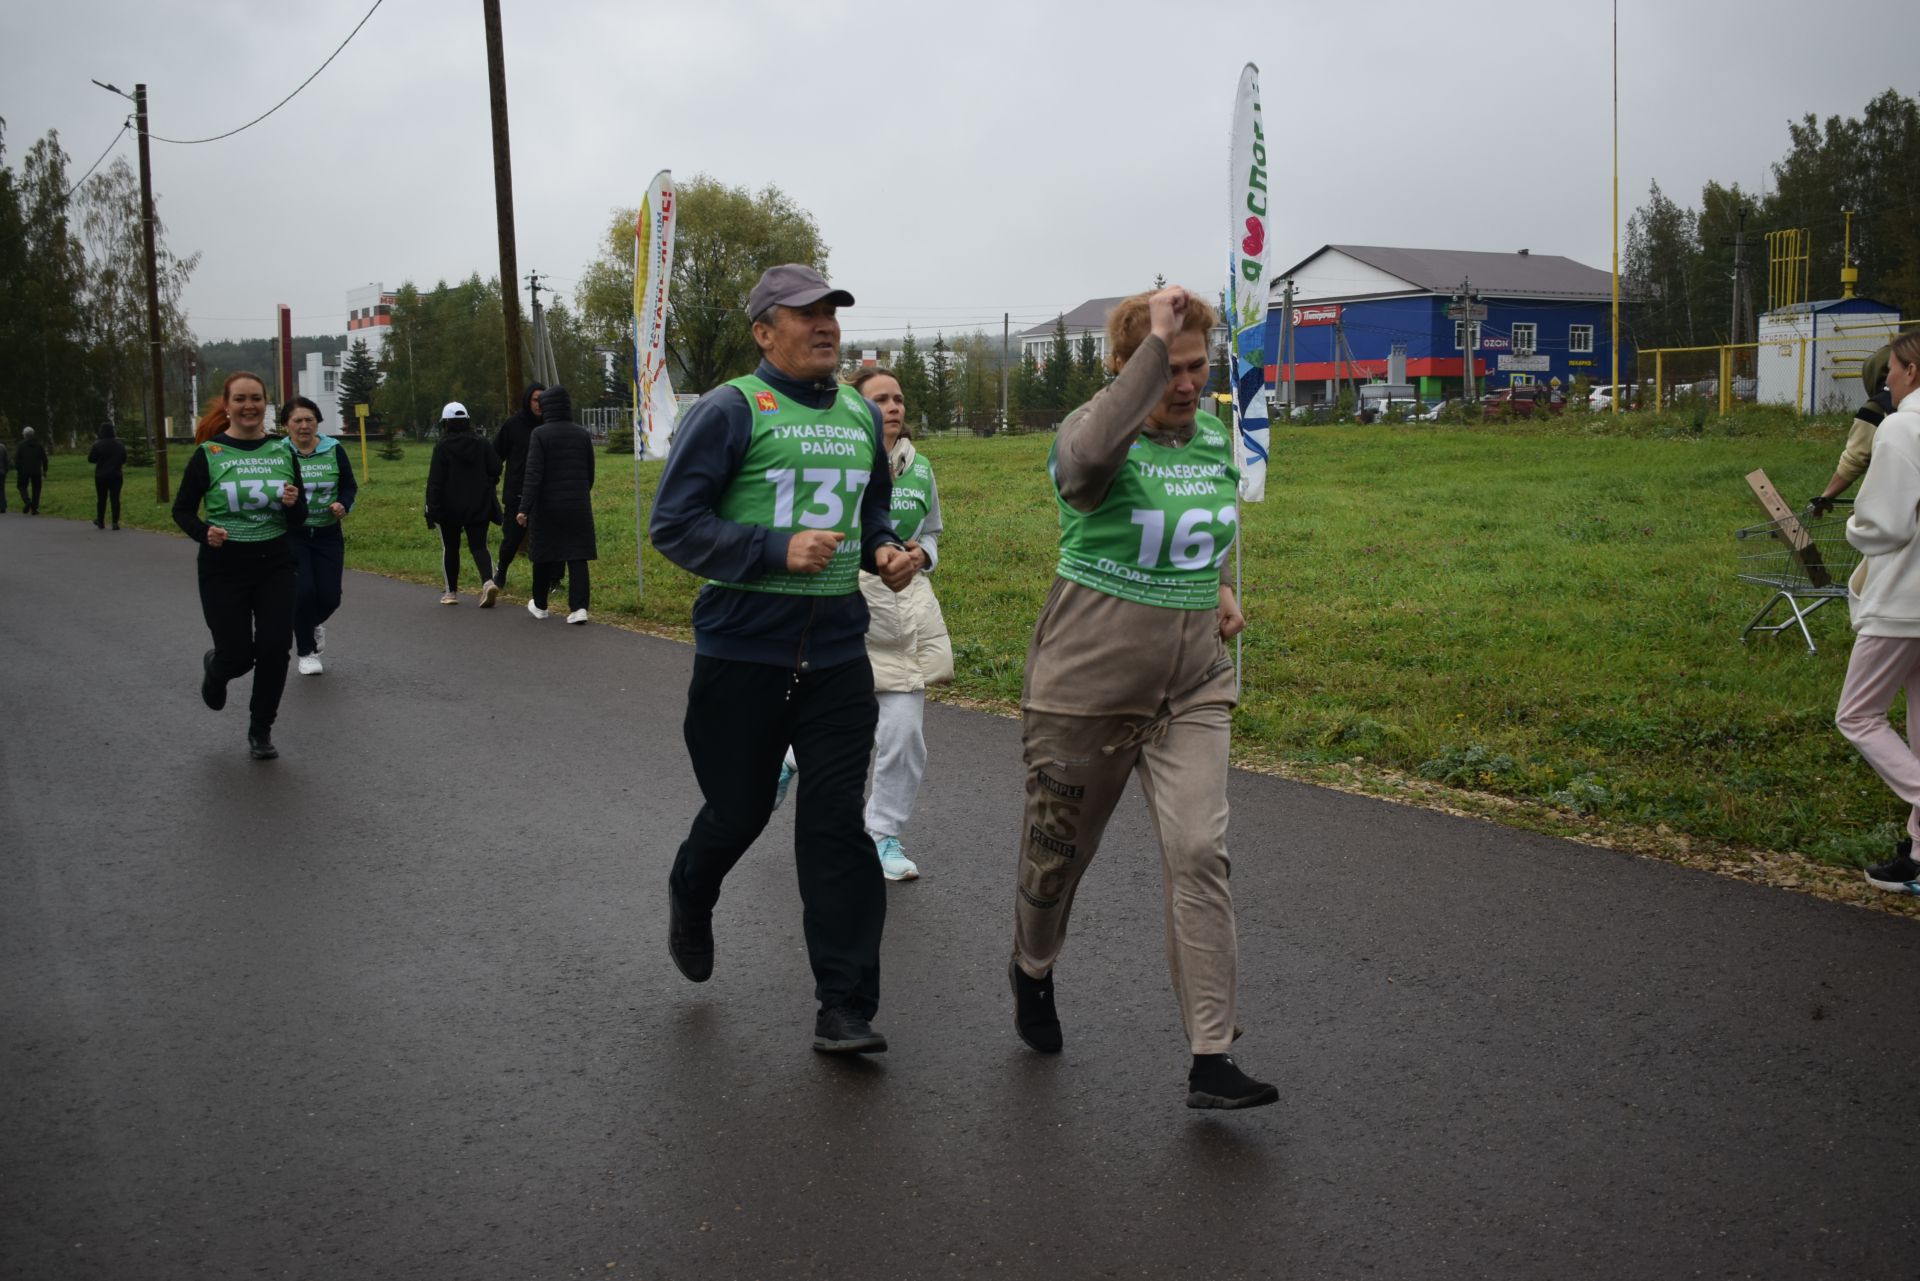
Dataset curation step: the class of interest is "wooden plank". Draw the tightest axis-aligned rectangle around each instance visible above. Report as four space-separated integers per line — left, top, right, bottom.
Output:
1746 468 1830 587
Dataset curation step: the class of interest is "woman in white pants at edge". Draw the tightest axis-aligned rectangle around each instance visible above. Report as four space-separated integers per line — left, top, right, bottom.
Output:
776 366 951 881
1836 328 1920 895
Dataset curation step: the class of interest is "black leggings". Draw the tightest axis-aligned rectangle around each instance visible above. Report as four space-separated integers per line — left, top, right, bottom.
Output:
95 476 123 525
532 560 589 612
439 521 494 592
198 538 296 733
495 491 527 587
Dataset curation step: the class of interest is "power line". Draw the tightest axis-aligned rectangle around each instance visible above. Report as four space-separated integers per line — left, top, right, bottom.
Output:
63 121 130 198
148 0 386 145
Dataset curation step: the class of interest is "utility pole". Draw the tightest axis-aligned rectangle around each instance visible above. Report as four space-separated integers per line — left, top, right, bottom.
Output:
1726 205 1751 347
1449 277 1481 403
1000 312 1009 433
483 0 525 414
92 79 174 500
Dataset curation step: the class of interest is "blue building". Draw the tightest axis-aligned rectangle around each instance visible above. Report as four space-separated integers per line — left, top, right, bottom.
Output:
1265 245 1638 404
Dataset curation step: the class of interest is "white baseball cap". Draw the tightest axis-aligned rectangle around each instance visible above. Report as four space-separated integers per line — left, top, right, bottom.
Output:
441 401 469 420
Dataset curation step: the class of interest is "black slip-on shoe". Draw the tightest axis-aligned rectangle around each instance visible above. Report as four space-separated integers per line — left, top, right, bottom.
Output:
1866 838 1920 895
246 730 278 761
668 885 713 982
1009 959 1062 1054
201 650 227 711
1186 1053 1279 1110
813 1006 888 1054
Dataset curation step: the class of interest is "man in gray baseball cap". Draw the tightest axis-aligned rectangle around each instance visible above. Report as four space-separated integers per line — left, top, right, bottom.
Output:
650 262 915 1058
747 263 854 322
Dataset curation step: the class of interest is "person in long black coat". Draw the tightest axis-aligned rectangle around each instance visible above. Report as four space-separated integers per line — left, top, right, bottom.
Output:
88 423 127 529
516 385 597 623
15 427 48 514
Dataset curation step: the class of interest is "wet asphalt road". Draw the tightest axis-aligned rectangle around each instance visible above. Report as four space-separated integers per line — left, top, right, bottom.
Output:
3 513 1918 1281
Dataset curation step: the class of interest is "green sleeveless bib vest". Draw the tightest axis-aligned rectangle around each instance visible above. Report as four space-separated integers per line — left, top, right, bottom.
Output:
200 436 300 542
1052 409 1239 610
889 454 935 544
295 436 343 528
711 375 878 597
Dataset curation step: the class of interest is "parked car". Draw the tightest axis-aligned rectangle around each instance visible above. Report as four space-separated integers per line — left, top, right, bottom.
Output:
1589 384 1622 410
1479 386 1564 419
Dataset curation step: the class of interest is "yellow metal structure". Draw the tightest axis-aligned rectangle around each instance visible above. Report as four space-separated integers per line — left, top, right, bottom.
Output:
1767 228 1811 311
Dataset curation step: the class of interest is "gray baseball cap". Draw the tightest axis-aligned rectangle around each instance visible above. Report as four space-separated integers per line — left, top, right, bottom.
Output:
748 264 854 322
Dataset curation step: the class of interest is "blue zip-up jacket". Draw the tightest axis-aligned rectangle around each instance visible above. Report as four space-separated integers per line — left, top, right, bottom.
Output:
649 358 903 670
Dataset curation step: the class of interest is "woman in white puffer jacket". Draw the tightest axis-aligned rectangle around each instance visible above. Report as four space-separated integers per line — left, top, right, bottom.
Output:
852 366 952 879
1837 328 1920 895
776 368 953 881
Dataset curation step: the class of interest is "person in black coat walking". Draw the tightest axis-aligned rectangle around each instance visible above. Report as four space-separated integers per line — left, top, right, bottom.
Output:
425 401 502 606
516 385 597 623
489 381 544 592
88 423 127 529
15 427 48 514
0 437 10 513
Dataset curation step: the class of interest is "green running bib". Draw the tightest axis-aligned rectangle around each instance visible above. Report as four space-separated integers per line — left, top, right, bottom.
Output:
1052 409 1238 610
201 437 300 542
710 375 879 597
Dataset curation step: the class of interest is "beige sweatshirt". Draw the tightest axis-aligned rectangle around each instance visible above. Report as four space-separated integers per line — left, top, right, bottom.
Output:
1022 334 1238 718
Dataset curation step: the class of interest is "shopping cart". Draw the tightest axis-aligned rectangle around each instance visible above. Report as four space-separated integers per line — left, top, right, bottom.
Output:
1735 497 1859 653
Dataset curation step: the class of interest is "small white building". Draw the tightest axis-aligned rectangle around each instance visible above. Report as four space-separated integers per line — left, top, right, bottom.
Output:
1755 297 1903 414
295 351 343 425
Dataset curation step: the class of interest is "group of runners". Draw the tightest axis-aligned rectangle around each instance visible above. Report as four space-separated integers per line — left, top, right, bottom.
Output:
169 263 1279 1111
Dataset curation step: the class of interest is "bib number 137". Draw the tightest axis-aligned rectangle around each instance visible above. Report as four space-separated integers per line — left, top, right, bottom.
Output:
218 479 278 512
766 468 871 530
1129 505 1238 569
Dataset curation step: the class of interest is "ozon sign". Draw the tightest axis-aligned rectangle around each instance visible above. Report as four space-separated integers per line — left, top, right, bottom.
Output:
1291 304 1342 327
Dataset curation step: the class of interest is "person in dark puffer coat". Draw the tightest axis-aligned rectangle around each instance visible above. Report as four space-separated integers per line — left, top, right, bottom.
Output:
425 401 502 606
516 385 598 622
88 423 127 529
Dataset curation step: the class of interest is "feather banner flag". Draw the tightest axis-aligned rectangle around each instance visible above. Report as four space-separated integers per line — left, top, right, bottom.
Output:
633 170 677 460
1227 64 1271 502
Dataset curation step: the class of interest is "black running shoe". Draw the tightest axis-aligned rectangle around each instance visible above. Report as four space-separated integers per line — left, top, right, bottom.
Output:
1186 1054 1279 1110
1866 838 1920 895
246 730 278 761
812 1006 887 1054
201 650 227 711
1009 959 1062 1053
667 883 713 982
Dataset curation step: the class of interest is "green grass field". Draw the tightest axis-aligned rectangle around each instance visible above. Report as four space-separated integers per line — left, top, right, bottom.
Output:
20 407 1900 869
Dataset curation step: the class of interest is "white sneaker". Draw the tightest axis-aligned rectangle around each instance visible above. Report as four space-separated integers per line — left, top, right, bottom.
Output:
312 624 326 655
439 591 459 606
527 600 550 620
566 609 589 625
297 654 323 676
478 580 499 609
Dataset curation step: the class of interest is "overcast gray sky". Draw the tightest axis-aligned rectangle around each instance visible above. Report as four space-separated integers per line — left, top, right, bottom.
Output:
3 0 1911 345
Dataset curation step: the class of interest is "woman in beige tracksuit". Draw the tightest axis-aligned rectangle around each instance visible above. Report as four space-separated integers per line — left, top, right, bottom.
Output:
1836 329 1920 895
1005 285 1277 1111
851 366 952 880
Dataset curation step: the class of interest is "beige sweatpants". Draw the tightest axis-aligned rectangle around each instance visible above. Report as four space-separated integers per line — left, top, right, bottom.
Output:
1011 700 1237 1054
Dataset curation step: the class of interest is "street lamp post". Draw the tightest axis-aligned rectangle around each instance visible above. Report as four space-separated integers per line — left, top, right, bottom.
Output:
92 78 171 502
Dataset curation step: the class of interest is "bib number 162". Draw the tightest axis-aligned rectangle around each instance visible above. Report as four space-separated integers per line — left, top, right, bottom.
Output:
1129 505 1237 570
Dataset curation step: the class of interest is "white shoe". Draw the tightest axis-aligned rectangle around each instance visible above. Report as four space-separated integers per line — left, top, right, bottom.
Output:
478 580 499 609
527 600 550 620
312 624 326 655
566 608 589 625
297 654 323 676
439 591 459 606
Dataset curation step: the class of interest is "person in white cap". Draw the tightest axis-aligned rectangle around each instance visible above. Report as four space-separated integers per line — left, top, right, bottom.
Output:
424 401 502 605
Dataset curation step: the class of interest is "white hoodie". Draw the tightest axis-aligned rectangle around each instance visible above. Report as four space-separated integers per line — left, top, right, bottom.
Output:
1846 389 1920 635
